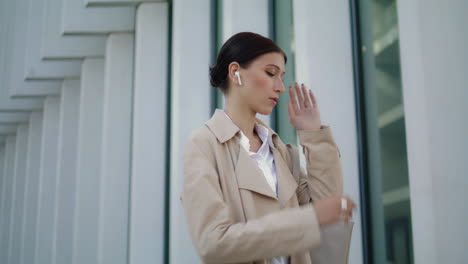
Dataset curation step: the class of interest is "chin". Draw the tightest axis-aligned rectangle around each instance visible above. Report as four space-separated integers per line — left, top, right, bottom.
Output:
256 107 273 116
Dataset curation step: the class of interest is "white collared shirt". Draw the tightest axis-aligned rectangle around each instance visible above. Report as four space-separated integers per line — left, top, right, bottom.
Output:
239 123 278 195
223 111 289 264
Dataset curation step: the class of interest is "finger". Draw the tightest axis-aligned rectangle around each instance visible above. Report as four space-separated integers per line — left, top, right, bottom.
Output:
295 82 305 109
287 102 295 119
341 212 350 223
347 207 353 218
309 89 318 108
348 198 356 210
342 204 353 217
345 198 356 218
289 86 300 113
344 197 356 210
302 84 312 108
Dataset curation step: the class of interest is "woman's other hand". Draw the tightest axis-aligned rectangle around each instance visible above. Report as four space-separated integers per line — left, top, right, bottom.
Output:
287 82 322 130
313 196 356 225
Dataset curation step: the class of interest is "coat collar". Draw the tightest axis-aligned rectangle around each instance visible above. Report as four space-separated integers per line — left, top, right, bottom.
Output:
205 109 278 144
205 110 297 206
235 146 298 206
272 148 298 206
235 147 278 199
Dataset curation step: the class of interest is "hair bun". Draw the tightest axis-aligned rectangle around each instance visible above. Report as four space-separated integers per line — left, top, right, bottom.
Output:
209 64 225 88
209 32 286 93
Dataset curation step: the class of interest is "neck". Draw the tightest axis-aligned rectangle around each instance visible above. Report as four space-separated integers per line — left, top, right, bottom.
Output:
224 95 257 139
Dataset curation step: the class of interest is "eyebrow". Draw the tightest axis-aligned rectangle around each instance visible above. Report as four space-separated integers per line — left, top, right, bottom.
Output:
265 64 286 76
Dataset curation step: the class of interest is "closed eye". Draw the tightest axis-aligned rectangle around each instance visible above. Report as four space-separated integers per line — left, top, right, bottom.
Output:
266 71 275 77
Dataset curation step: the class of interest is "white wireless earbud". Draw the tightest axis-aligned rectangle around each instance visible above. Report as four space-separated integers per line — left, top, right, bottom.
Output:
235 71 242 85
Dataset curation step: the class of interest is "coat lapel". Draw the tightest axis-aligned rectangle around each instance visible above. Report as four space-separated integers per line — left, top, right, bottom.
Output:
206 109 294 204
272 147 298 207
235 147 278 200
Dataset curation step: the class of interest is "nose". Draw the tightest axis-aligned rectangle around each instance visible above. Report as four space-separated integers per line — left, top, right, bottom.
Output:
274 78 285 93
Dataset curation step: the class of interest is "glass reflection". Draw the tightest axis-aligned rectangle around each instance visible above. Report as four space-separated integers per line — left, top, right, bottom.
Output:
357 0 414 263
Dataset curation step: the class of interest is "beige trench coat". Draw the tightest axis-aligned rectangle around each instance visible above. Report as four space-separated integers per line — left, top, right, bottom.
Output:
182 110 343 264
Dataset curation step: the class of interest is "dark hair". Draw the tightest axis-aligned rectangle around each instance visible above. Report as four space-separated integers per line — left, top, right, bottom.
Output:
209 32 287 93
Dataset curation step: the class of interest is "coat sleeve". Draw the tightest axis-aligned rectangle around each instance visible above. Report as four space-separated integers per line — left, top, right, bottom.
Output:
295 126 343 205
182 138 321 263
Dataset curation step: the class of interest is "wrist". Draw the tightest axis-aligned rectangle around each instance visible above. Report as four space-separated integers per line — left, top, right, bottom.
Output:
297 125 323 131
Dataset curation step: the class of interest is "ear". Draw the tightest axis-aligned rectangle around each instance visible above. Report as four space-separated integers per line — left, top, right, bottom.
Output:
228 62 241 85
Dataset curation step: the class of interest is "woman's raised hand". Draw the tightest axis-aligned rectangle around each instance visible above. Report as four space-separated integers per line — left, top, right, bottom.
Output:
287 82 322 130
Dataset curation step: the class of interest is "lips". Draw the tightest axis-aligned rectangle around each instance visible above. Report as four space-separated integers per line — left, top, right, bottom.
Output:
270 97 278 103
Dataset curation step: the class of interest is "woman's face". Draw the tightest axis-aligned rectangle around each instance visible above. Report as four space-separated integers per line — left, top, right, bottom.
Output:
235 52 286 115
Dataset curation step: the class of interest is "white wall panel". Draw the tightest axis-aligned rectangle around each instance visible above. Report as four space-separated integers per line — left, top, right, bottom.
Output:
0 146 4 204
99 33 133 264
130 3 168 263
86 0 163 6
0 93 44 112
0 136 16 263
0 113 31 124
21 112 44 264
222 0 271 125
222 0 270 40
25 0 81 80
169 0 211 263
0 125 20 135
41 0 106 59
0 0 44 110
61 0 135 34
398 0 468 263
73 58 105 264
9 124 29 263
0 147 4 226
34 96 60 264
54 80 81 264
4 0 61 96
292 1 363 263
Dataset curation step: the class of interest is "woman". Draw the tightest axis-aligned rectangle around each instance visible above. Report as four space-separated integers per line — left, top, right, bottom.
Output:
182 32 355 264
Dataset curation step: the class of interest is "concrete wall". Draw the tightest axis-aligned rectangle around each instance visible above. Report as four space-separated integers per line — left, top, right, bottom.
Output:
0 0 465 263
398 0 468 263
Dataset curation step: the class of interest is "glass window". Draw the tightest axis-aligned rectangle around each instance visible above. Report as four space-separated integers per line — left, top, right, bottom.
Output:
353 0 414 263
272 0 296 144
212 0 224 111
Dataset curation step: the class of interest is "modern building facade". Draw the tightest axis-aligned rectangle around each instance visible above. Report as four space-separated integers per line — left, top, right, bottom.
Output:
0 0 466 263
